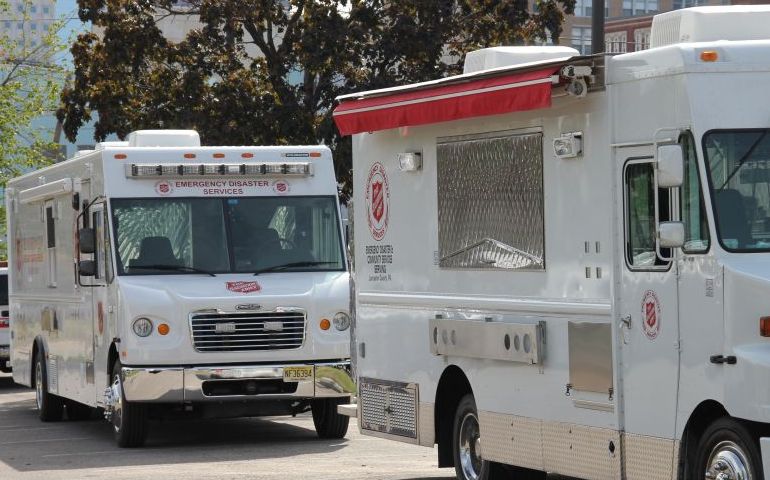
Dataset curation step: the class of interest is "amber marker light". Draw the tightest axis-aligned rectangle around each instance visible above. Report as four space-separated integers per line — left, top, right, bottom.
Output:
242 152 254 158
760 317 770 337
213 153 225 159
320 319 331 331
184 153 196 159
158 323 170 336
309 152 322 158
700 51 719 62
114 154 127 159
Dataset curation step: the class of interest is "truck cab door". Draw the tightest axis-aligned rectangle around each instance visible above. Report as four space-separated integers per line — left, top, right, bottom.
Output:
617 147 681 448
87 203 115 404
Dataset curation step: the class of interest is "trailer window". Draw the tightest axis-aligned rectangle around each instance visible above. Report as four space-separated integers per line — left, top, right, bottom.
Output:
680 133 710 253
625 162 671 268
437 131 545 270
44 201 56 287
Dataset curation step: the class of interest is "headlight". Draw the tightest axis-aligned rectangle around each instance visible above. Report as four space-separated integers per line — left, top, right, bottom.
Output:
132 317 153 337
333 312 351 331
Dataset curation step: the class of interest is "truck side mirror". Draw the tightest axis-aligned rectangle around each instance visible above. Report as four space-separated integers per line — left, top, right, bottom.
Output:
658 221 685 248
656 144 684 188
79 228 96 254
78 260 96 277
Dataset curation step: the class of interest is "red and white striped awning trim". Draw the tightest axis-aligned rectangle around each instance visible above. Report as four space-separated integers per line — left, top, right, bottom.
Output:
333 67 560 136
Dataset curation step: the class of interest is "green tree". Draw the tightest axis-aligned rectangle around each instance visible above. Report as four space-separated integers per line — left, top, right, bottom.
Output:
0 0 68 258
59 0 574 201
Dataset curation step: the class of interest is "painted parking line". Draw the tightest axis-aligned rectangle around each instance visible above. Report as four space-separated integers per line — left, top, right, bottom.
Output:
0 437 90 446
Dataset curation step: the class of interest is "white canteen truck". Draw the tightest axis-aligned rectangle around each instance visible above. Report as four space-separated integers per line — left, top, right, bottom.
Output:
334 6 770 480
6 130 354 447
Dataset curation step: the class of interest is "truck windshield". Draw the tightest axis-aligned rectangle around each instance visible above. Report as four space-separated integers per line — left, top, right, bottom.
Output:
111 196 345 275
704 130 770 252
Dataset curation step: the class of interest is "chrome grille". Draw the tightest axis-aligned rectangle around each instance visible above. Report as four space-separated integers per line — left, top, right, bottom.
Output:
190 311 305 352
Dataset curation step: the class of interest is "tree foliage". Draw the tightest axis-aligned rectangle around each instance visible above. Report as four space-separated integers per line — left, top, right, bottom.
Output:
0 0 67 259
60 0 575 200
0 0 67 183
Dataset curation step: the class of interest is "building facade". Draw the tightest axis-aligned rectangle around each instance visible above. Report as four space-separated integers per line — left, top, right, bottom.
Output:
528 0 732 54
2 0 57 51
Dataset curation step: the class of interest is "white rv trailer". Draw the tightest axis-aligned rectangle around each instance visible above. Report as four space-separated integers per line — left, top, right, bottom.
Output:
6 130 354 447
334 6 770 480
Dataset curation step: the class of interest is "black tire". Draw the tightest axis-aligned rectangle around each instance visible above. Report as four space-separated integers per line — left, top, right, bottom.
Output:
452 394 531 480
691 417 762 480
34 349 63 422
66 399 94 421
111 361 148 448
453 394 493 480
311 397 350 439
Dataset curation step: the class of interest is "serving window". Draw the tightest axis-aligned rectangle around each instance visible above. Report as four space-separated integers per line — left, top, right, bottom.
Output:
437 130 545 270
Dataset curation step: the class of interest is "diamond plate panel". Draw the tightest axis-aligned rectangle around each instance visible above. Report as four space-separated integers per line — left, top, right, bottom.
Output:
359 379 417 439
418 402 435 447
437 130 545 270
543 422 621 480
479 411 544 471
622 433 675 480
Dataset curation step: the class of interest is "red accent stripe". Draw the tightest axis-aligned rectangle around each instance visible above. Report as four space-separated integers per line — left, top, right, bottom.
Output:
334 68 558 136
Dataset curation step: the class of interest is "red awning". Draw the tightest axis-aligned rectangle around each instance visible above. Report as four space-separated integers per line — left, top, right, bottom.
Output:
333 67 559 136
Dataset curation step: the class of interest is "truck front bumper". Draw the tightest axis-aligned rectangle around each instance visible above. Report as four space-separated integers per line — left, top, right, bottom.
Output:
121 361 355 403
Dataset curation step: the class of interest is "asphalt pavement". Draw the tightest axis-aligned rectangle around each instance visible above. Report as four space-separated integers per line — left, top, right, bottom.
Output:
0 373 453 480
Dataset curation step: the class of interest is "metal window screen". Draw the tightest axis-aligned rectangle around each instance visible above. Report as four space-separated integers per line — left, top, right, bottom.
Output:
437 131 545 270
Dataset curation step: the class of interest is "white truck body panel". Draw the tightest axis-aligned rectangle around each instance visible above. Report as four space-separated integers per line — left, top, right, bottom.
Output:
7 139 353 413
340 7 770 480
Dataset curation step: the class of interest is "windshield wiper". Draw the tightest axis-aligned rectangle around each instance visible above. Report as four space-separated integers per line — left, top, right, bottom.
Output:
130 264 216 277
252 261 338 275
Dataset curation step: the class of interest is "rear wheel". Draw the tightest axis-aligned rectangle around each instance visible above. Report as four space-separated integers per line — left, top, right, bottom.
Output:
110 361 148 448
311 397 350 439
34 350 63 422
693 417 762 480
453 394 491 480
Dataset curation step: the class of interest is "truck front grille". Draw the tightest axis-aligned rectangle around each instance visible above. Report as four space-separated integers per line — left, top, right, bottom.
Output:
190 311 306 352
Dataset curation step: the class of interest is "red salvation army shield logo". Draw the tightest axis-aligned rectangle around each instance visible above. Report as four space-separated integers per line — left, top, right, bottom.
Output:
155 180 173 196
641 290 661 340
365 162 390 241
226 281 262 294
272 180 290 195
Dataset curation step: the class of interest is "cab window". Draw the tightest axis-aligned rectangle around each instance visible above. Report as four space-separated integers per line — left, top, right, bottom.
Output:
625 161 671 269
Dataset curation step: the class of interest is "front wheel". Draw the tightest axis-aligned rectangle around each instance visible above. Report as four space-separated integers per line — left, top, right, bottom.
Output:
34 350 63 422
110 361 148 448
692 417 762 480
311 397 350 439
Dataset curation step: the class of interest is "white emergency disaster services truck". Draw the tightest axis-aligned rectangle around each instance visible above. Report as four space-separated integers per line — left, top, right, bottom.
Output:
6 130 354 447
334 6 770 480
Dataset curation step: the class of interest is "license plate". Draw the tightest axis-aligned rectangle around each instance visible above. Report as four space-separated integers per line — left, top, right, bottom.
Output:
283 366 313 382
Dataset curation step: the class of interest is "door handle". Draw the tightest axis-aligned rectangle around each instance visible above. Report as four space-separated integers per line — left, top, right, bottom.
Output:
619 315 632 329
709 355 737 365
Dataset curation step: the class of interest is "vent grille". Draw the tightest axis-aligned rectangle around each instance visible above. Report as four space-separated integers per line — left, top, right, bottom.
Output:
190 311 305 352
360 379 418 439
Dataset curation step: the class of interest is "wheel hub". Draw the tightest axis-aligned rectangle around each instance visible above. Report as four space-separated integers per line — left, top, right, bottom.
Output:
35 362 43 410
705 441 752 480
458 412 483 480
104 374 123 432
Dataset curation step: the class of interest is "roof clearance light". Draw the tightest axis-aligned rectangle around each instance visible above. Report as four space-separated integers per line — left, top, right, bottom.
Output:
310 152 322 158
241 153 254 158
127 162 313 178
213 153 225 159
760 316 770 337
184 153 196 159
398 152 422 172
700 51 719 62
553 132 583 159
114 154 127 160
